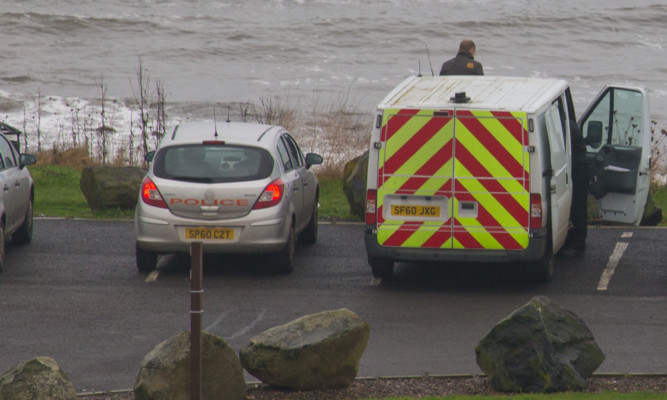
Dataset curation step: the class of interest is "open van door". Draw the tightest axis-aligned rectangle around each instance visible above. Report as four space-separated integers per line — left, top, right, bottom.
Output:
579 85 652 225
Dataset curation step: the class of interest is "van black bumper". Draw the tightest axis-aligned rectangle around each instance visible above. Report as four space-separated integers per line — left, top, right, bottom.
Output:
364 226 549 264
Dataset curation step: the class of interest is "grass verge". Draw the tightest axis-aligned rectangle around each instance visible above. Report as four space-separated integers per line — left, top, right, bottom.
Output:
30 164 356 221
28 164 667 225
31 164 135 220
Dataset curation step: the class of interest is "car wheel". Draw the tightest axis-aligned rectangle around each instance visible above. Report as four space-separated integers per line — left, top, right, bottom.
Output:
369 257 394 279
298 203 318 246
136 244 158 273
12 198 34 245
0 223 5 273
274 224 295 274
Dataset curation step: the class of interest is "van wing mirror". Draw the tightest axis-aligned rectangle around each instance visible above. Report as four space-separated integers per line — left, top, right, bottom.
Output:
585 121 603 148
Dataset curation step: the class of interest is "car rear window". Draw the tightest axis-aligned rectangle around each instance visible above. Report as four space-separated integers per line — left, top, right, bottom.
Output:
153 144 274 183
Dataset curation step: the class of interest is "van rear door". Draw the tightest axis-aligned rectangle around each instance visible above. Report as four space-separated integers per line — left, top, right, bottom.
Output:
579 86 652 225
376 108 531 251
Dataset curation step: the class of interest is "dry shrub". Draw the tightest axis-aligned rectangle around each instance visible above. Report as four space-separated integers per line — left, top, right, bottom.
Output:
294 92 370 179
30 87 372 177
650 120 667 183
36 146 97 168
241 96 298 132
240 93 371 179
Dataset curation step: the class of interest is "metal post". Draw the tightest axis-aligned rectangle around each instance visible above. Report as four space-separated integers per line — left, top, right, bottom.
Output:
190 242 203 400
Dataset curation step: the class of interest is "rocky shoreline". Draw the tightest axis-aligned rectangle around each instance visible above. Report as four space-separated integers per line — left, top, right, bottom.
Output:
78 374 667 399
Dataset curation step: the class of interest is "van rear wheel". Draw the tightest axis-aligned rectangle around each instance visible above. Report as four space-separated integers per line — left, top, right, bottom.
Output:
369 257 394 279
526 246 554 283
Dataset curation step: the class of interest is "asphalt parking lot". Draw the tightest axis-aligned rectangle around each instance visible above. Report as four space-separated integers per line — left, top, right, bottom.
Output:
0 219 665 392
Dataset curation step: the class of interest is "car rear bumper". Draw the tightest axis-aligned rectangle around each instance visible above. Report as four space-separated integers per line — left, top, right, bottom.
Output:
135 208 291 255
364 226 548 263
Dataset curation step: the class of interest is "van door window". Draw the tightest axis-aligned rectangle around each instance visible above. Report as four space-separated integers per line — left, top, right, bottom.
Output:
555 97 568 144
609 90 643 147
581 88 644 150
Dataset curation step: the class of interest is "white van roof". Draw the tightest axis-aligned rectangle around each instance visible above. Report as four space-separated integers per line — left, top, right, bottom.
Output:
378 75 570 113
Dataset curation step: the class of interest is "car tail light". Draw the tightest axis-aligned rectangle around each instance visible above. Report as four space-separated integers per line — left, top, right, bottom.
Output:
530 193 542 229
253 178 284 210
141 177 168 208
366 189 377 225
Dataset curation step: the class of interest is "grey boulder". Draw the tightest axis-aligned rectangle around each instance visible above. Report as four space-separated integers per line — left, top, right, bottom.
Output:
342 151 368 220
134 331 246 400
0 357 76 400
476 296 605 393
240 308 370 390
80 166 146 212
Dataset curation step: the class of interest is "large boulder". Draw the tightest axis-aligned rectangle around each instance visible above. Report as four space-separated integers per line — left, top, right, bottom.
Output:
475 296 605 393
80 166 146 212
342 151 368 220
240 308 370 390
0 357 76 400
134 331 246 400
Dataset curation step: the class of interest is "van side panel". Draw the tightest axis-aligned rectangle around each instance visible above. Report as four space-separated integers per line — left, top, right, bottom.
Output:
376 108 530 251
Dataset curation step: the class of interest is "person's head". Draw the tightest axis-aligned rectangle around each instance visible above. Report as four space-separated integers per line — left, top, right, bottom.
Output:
459 39 476 57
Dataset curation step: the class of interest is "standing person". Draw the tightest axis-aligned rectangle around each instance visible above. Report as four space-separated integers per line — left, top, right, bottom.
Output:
561 119 588 257
439 39 484 76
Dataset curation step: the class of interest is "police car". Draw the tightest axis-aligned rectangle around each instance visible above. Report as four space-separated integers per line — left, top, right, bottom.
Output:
135 121 323 273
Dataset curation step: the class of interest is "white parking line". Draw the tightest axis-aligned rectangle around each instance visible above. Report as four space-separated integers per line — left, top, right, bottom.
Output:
145 269 160 283
597 241 629 291
205 308 237 332
144 254 174 283
225 309 267 339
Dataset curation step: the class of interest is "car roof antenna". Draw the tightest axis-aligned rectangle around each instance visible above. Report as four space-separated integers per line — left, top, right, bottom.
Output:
425 43 434 76
213 108 219 137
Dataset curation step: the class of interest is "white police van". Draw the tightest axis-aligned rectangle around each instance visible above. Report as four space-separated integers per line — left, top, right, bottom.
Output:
363 76 652 281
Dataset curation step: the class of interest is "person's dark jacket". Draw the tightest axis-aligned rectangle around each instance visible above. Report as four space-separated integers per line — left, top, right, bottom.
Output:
439 51 484 76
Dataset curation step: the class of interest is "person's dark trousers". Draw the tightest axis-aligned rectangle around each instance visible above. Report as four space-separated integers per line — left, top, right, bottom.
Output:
565 164 589 251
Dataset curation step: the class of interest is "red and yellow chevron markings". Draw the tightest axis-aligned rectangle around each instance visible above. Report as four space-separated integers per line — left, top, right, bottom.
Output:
376 108 530 251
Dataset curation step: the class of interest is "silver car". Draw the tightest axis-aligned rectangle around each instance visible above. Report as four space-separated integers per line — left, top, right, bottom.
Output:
0 123 37 272
135 121 323 273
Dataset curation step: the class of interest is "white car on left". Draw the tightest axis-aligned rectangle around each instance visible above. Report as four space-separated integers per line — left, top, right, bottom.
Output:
0 123 37 272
